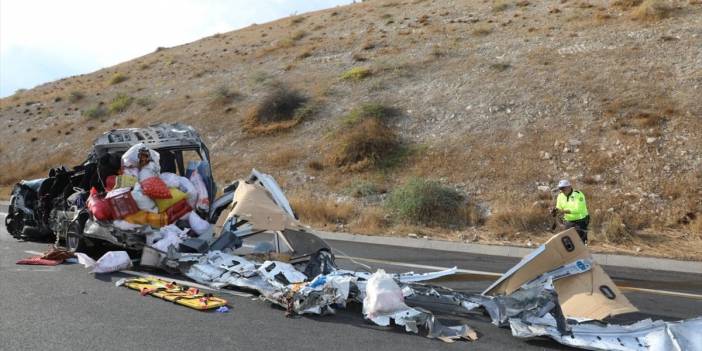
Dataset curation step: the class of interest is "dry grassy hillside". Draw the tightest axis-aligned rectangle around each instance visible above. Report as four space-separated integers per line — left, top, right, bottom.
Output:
1 0 700 259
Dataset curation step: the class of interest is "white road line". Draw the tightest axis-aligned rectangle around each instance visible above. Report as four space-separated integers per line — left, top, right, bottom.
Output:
24 250 44 256
337 255 702 300
619 286 702 300
336 255 502 277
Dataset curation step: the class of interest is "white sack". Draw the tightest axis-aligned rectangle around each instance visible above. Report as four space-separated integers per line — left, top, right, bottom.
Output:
160 172 198 207
122 143 160 169
113 220 143 231
151 224 186 252
362 269 408 319
131 183 158 213
188 211 211 235
137 162 160 181
75 251 132 273
189 170 210 212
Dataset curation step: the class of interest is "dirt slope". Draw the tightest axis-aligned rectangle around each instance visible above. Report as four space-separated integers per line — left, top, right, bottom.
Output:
1 0 700 259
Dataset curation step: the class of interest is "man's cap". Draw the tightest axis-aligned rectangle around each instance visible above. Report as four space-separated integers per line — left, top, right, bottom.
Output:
558 179 571 189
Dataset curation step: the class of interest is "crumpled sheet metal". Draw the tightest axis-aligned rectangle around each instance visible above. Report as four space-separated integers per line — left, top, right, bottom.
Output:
510 315 702 351
370 307 478 343
181 251 476 342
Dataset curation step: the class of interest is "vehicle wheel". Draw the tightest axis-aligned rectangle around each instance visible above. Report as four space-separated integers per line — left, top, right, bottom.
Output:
66 219 87 253
5 210 24 239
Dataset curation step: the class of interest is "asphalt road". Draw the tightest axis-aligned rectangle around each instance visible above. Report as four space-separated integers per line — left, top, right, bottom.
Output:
1 212 701 351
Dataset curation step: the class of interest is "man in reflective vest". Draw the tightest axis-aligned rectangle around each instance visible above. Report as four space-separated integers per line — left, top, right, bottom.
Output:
553 179 590 243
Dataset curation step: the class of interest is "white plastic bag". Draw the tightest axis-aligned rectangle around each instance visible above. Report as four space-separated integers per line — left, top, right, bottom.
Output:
121 143 161 169
190 170 210 211
113 220 143 231
188 211 211 235
131 183 158 213
362 269 408 319
75 251 132 273
160 172 198 207
137 162 160 181
151 224 186 252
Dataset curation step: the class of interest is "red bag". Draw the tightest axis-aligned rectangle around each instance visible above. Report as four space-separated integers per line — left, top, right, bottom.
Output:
166 199 192 224
87 188 114 221
106 188 139 219
140 177 172 199
105 176 116 192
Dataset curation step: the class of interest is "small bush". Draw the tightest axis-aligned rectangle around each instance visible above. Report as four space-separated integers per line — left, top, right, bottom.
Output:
109 73 128 85
597 214 633 244
387 178 466 227
342 103 396 125
83 105 107 119
307 160 324 171
68 91 84 103
269 148 303 167
242 85 310 134
211 86 238 105
291 30 306 41
493 0 511 12
472 24 494 36
632 0 672 20
341 67 372 81
490 62 512 71
136 97 153 108
108 94 133 114
327 104 401 171
250 71 271 84
347 180 385 198
290 16 306 25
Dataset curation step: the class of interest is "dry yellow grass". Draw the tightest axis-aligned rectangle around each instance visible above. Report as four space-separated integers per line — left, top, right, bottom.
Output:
289 193 355 227
631 0 673 20
0 152 79 186
350 206 389 234
268 148 304 168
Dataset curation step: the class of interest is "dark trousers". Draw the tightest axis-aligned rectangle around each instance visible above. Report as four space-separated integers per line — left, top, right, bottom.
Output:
564 216 590 243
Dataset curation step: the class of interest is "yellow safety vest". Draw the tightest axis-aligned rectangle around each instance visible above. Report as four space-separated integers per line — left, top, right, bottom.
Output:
556 190 589 222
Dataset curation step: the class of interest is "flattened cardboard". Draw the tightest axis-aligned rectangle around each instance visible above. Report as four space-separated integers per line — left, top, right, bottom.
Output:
483 228 637 320
225 181 300 231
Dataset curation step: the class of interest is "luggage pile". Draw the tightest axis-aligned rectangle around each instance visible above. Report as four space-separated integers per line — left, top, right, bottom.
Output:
85 143 212 238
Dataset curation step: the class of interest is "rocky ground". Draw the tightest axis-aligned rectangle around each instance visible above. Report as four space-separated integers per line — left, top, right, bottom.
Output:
1 0 700 259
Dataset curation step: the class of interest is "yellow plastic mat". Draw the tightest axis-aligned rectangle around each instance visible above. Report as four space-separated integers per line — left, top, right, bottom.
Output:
122 276 228 311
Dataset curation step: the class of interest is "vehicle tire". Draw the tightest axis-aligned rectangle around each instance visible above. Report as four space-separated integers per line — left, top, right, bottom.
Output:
5 209 24 239
66 218 87 253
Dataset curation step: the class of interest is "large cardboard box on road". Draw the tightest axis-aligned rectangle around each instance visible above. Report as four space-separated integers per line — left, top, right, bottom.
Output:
483 228 637 320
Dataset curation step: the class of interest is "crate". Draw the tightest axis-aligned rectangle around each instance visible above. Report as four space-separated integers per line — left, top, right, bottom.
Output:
106 188 139 219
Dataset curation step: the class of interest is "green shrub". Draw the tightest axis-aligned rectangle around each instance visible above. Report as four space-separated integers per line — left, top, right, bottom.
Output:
327 103 402 171
342 103 395 125
211 86 238 105
341 67 372 81
136 97 153 108
68 91 84 103
109 73 128 85
83 105 107 119
387 178 466 227
347 180 385 198
108 94 133 114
